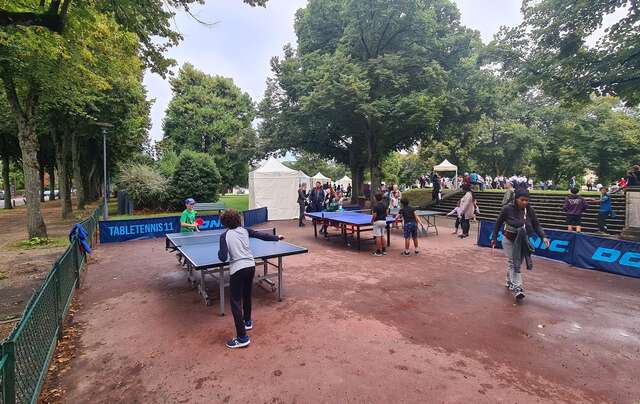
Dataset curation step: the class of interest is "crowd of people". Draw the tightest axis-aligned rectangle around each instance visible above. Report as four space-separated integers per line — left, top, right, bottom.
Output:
417 164 640 195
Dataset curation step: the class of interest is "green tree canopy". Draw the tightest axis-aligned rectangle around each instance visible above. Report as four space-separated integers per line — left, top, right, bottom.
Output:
490 0 640 105
162 63 258 190
259 0 487 200
0 0 269 76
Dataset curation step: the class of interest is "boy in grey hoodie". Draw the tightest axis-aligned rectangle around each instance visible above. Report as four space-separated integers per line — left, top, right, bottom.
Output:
218 209 282 349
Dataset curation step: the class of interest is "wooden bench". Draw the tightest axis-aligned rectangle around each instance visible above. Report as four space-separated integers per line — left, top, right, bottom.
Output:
194 202 225 214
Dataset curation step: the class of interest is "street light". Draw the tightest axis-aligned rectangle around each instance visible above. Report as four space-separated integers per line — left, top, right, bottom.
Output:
94 122 114 221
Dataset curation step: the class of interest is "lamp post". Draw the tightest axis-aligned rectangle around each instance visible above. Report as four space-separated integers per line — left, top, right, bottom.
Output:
94 122 113 221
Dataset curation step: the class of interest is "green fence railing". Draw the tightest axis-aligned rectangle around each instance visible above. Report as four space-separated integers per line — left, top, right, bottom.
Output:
0 206 101 404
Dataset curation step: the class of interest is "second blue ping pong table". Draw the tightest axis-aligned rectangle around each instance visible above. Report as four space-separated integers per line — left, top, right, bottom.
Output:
305 210 396 250
165 229 308 315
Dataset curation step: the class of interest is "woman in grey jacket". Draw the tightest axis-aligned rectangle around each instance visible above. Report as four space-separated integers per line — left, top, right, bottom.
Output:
491 189 550 301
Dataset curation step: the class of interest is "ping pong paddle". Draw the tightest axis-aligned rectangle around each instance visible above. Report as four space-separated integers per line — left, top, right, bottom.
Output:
195 218 204 226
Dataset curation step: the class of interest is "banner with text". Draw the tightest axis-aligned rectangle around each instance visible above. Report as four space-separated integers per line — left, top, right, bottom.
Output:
477 220 640 278
99 214 223 243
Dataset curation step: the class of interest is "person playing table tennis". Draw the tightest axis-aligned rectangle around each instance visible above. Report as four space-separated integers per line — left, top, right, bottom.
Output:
180 198 200 233
217 209 283 349
372 193 387 257
396 197 420 256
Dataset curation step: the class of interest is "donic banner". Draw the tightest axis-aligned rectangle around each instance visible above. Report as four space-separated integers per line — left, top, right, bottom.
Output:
478 221 639 278
99 214 223 243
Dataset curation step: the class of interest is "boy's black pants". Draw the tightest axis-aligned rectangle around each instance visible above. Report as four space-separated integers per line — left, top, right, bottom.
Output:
230 266 255 338
597 212 608 232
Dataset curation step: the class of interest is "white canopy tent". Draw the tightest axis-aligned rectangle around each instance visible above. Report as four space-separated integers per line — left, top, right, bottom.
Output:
298 170 311 189
249 157 309 220
434 159 458 189
311 172 331 185
335 175 352 189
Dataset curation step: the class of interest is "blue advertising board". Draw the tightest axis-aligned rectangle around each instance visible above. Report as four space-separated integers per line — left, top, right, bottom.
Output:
99 214 223 243
478 220 640 278
573 234 640 278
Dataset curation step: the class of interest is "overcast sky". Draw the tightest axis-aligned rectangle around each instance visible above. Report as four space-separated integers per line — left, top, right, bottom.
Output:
143 0 523 142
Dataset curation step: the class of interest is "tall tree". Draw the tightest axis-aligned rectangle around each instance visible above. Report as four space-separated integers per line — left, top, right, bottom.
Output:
259 0 484 198
162 63 257 190
490 0 640 105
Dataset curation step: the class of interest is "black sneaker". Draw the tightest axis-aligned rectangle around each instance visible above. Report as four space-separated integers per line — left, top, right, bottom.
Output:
505 280 513 290
513 287 525 300
401 251 411 256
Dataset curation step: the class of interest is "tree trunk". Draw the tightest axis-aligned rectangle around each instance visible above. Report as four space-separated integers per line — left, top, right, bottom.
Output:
350 164 364 205
53 126 72 219
2 152 12 209
365 120 381 201
65 170 72 209
370 159 382 198
85 159 97 202
71 131 85 209
17 120 47 237
48 164 55 200
39 165 45 202
3 77 47 238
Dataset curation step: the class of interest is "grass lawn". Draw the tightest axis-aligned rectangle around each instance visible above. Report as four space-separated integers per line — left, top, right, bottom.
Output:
108 194 249 221
2 236 69 252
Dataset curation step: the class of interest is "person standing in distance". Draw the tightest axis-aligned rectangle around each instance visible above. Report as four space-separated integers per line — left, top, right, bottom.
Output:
308 181 325 213
457 184 474 239
297 183 308 227
431 172 440 205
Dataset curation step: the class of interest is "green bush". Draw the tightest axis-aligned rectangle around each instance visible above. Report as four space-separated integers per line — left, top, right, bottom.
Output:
116 164 168 210
169 151 222 209
157 149 179 178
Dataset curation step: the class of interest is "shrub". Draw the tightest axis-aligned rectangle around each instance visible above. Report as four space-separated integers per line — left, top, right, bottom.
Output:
157 149 179 178
169 151 222 209
116 164 168 210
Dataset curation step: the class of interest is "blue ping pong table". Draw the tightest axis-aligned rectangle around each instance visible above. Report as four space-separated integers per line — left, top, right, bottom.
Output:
165 229 308 315
305 210 396 250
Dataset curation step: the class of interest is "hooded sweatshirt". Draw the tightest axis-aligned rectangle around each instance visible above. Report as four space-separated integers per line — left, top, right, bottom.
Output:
563 194 588 216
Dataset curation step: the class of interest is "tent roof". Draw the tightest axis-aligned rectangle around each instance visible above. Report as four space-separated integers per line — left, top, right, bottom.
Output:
298 170 310 178
312 172 330 180
337 175 351 182
253 157 297 174
434 159 457 171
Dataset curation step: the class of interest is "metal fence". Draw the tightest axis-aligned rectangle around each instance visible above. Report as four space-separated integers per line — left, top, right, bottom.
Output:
0 206 101 404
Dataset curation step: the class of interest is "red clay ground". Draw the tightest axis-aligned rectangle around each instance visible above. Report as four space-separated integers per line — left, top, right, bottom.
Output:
50 219 640 403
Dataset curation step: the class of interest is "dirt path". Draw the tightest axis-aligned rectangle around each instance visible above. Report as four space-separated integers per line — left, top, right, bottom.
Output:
51 219 640 403
0 200 98 338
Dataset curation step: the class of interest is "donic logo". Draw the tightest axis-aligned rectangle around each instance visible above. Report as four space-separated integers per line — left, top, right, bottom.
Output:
199 218 223 230
529 236 569 253
491 232 569 254
592 247 640 269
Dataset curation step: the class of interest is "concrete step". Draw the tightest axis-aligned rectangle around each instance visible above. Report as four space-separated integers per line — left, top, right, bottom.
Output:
430 191 627 235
